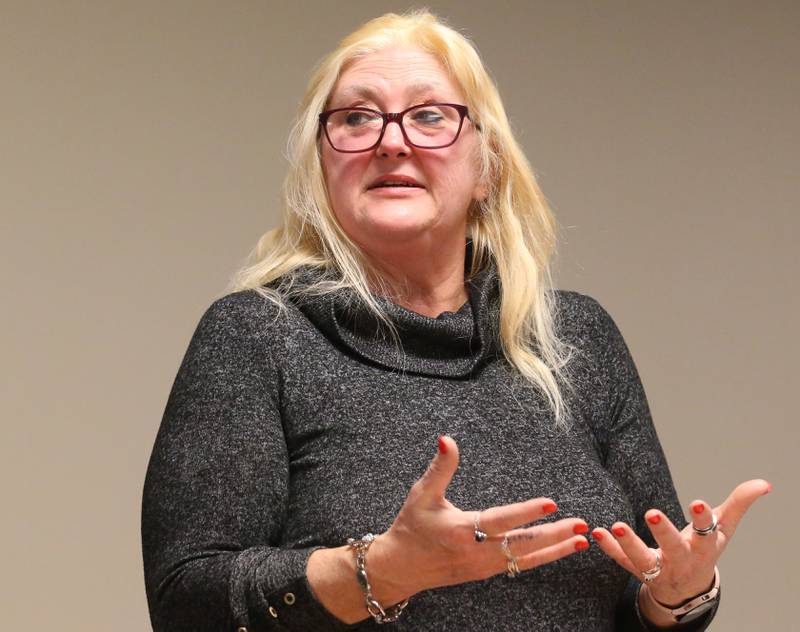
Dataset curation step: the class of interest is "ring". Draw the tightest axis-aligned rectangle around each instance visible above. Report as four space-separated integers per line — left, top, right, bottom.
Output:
473 512 488 543
501 535 520 578
641 549 662 583
692 512 718 537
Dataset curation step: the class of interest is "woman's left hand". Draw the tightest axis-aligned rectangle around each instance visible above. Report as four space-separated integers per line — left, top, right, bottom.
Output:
591 479 771 608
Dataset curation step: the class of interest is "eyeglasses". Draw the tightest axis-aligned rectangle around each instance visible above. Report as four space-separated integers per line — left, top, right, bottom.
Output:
318 103 475 153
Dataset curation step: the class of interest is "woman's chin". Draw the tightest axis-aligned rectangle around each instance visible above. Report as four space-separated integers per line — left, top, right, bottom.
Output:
356 209 440 241
366 220 439 244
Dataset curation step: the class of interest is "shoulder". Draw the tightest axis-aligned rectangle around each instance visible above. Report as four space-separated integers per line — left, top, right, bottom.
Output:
190 289 293 353
551 290 641 390
550 289 623 345
203 288 284 321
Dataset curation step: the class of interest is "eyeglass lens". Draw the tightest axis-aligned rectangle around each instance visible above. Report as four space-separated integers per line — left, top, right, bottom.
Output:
325 105 462 151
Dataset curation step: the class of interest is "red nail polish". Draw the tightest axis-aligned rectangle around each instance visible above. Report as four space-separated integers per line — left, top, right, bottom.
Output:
592 529 604 541
573 523 589 535
612 526 625 537
647 514 661 525
438 436 447 454
575 539 589 551
543 502 558 514
691 502 705 515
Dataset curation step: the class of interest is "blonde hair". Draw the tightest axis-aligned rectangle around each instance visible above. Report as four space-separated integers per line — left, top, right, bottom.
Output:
228 10 576 426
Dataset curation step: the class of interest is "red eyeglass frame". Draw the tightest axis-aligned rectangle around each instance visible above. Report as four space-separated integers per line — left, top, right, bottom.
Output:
318 103 478 153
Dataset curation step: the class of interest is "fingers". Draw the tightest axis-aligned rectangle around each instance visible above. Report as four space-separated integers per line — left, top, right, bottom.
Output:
472 501 586 578
590 527 639 575
716 479 772 538
479 498 559 535
515 534 589 572
688 500 719 551
607 521 660 580
501 517 589 557
642 509 687 559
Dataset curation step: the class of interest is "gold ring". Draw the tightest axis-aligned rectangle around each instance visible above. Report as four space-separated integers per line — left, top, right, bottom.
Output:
501 535 520 578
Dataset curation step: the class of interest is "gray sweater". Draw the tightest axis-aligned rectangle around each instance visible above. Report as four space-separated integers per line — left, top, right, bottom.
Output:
142 259 718 631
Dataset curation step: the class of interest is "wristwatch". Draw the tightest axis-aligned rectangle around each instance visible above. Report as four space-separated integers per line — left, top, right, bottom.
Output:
641 566 720 624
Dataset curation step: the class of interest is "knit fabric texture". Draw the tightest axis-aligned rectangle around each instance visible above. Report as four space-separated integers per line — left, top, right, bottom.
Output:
142 259 718 631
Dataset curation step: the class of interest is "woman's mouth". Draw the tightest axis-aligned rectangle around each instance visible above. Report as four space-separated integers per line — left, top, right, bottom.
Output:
367 174 425 190
367 185 426 196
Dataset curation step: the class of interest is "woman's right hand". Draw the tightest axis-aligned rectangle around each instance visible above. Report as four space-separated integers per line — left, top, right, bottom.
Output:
365 435 590 604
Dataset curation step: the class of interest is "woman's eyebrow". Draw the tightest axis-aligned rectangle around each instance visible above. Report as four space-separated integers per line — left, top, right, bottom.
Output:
334 82 448 106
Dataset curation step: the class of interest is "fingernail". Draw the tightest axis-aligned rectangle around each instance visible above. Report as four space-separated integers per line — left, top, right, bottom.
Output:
543 501 558 514
573 522 589 535
591 529 604 541
691 502 705 515
575 539 589 551
612 526 625 537
646 514 661 525
764 481 773 494
438 436 447 454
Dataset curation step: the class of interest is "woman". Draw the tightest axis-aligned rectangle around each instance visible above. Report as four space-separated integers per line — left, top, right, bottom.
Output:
142 11 769 631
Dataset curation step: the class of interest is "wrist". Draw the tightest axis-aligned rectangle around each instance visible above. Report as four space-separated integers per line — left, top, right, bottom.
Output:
363 532 417 606
346 532 413 624
639 567 720 628
639 585 681 629
650 570 717 608
307 546 367 624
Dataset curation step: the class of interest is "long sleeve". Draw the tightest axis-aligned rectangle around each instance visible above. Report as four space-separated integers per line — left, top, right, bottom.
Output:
141 292 351 632
583 297 719 631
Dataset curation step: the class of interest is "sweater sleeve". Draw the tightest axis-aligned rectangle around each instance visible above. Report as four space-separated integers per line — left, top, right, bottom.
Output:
141 292 355 632
584 297 719 631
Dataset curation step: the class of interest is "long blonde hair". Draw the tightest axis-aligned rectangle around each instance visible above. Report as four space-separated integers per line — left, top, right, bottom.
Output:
228 10 576 426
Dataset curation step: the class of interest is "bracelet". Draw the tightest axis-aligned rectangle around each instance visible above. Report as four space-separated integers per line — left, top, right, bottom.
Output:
346 533 409 624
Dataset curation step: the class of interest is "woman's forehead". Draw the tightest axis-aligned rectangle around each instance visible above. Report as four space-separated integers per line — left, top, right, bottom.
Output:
331 45 463 103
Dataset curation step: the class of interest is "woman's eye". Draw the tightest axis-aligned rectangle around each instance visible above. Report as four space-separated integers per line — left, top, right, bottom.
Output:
344 111 376 126
412 109 444 124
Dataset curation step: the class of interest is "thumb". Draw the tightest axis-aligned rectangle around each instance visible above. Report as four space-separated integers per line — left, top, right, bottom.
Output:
717 478 772 536
416 435 461 502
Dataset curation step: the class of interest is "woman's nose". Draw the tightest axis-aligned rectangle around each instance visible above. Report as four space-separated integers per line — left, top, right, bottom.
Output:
376 121 411 158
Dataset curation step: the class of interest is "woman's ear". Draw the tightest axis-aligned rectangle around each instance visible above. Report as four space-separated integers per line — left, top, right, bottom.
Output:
473 180 489 202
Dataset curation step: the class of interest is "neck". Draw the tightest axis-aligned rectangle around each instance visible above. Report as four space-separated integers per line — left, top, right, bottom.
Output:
361 235 468 318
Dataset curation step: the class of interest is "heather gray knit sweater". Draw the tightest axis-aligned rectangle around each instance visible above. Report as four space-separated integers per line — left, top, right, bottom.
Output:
142 260 718 631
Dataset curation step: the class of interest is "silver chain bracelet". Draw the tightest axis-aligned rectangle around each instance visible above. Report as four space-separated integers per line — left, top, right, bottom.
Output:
346 533 409 624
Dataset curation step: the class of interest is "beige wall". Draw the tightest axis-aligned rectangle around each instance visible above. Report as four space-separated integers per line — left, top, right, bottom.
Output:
2 1 796 629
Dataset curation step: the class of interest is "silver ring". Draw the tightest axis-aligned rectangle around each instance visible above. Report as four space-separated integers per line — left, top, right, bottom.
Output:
641 549 662 583
692 512 718 537
501 535 520 578
473 512 487 543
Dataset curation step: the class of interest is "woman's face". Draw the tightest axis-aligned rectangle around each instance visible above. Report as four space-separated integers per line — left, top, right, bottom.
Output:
320 45 485 254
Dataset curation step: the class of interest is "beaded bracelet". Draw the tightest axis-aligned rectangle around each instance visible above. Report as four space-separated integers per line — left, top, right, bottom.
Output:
346 533 409 624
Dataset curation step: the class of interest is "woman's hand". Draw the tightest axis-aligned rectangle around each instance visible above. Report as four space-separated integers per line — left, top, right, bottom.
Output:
367 436 589 603
591 479 771 622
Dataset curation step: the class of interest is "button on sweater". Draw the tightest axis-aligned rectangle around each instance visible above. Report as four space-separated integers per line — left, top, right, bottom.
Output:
142 259 718 631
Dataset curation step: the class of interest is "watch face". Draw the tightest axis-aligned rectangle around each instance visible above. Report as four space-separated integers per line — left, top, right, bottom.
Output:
677 600 716 623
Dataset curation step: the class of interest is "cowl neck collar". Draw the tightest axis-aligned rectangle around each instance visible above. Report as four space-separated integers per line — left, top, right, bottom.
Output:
285 246 501 378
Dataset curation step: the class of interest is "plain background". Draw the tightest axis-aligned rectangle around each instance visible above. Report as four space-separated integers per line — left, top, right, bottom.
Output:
2 1 797 629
